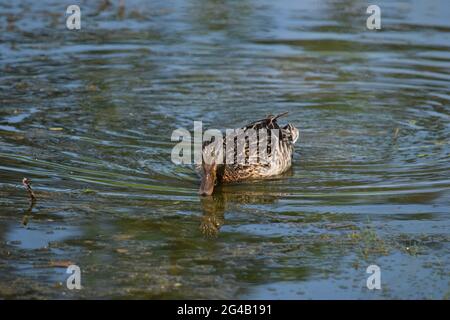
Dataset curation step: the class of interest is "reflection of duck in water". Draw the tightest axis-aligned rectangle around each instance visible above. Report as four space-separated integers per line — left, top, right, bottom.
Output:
199 188 289 238
199 193 225 237
198 112 299 196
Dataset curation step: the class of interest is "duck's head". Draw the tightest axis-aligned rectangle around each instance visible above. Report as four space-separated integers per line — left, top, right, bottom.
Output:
199 160 217 196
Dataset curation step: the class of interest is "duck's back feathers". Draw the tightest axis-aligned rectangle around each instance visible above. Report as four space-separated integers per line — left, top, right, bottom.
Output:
200 112 299 183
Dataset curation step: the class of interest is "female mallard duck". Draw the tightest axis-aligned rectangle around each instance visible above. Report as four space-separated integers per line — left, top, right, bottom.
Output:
198 112 299 196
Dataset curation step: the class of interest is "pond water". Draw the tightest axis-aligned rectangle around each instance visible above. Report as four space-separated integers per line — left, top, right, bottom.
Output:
0 0 449 299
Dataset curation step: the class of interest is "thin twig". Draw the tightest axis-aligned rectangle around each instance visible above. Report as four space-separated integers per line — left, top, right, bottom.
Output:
393 127 400 140
22 200 35 226
22 177 36 203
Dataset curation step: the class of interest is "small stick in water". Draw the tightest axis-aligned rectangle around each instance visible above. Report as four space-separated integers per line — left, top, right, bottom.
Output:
22 178 36 203
393 127 400 140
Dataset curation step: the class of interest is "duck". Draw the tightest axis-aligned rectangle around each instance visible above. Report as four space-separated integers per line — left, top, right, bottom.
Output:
198 112 299 196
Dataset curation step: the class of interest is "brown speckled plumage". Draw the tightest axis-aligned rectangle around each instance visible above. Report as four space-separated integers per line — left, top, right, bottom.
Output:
198 113 299 195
